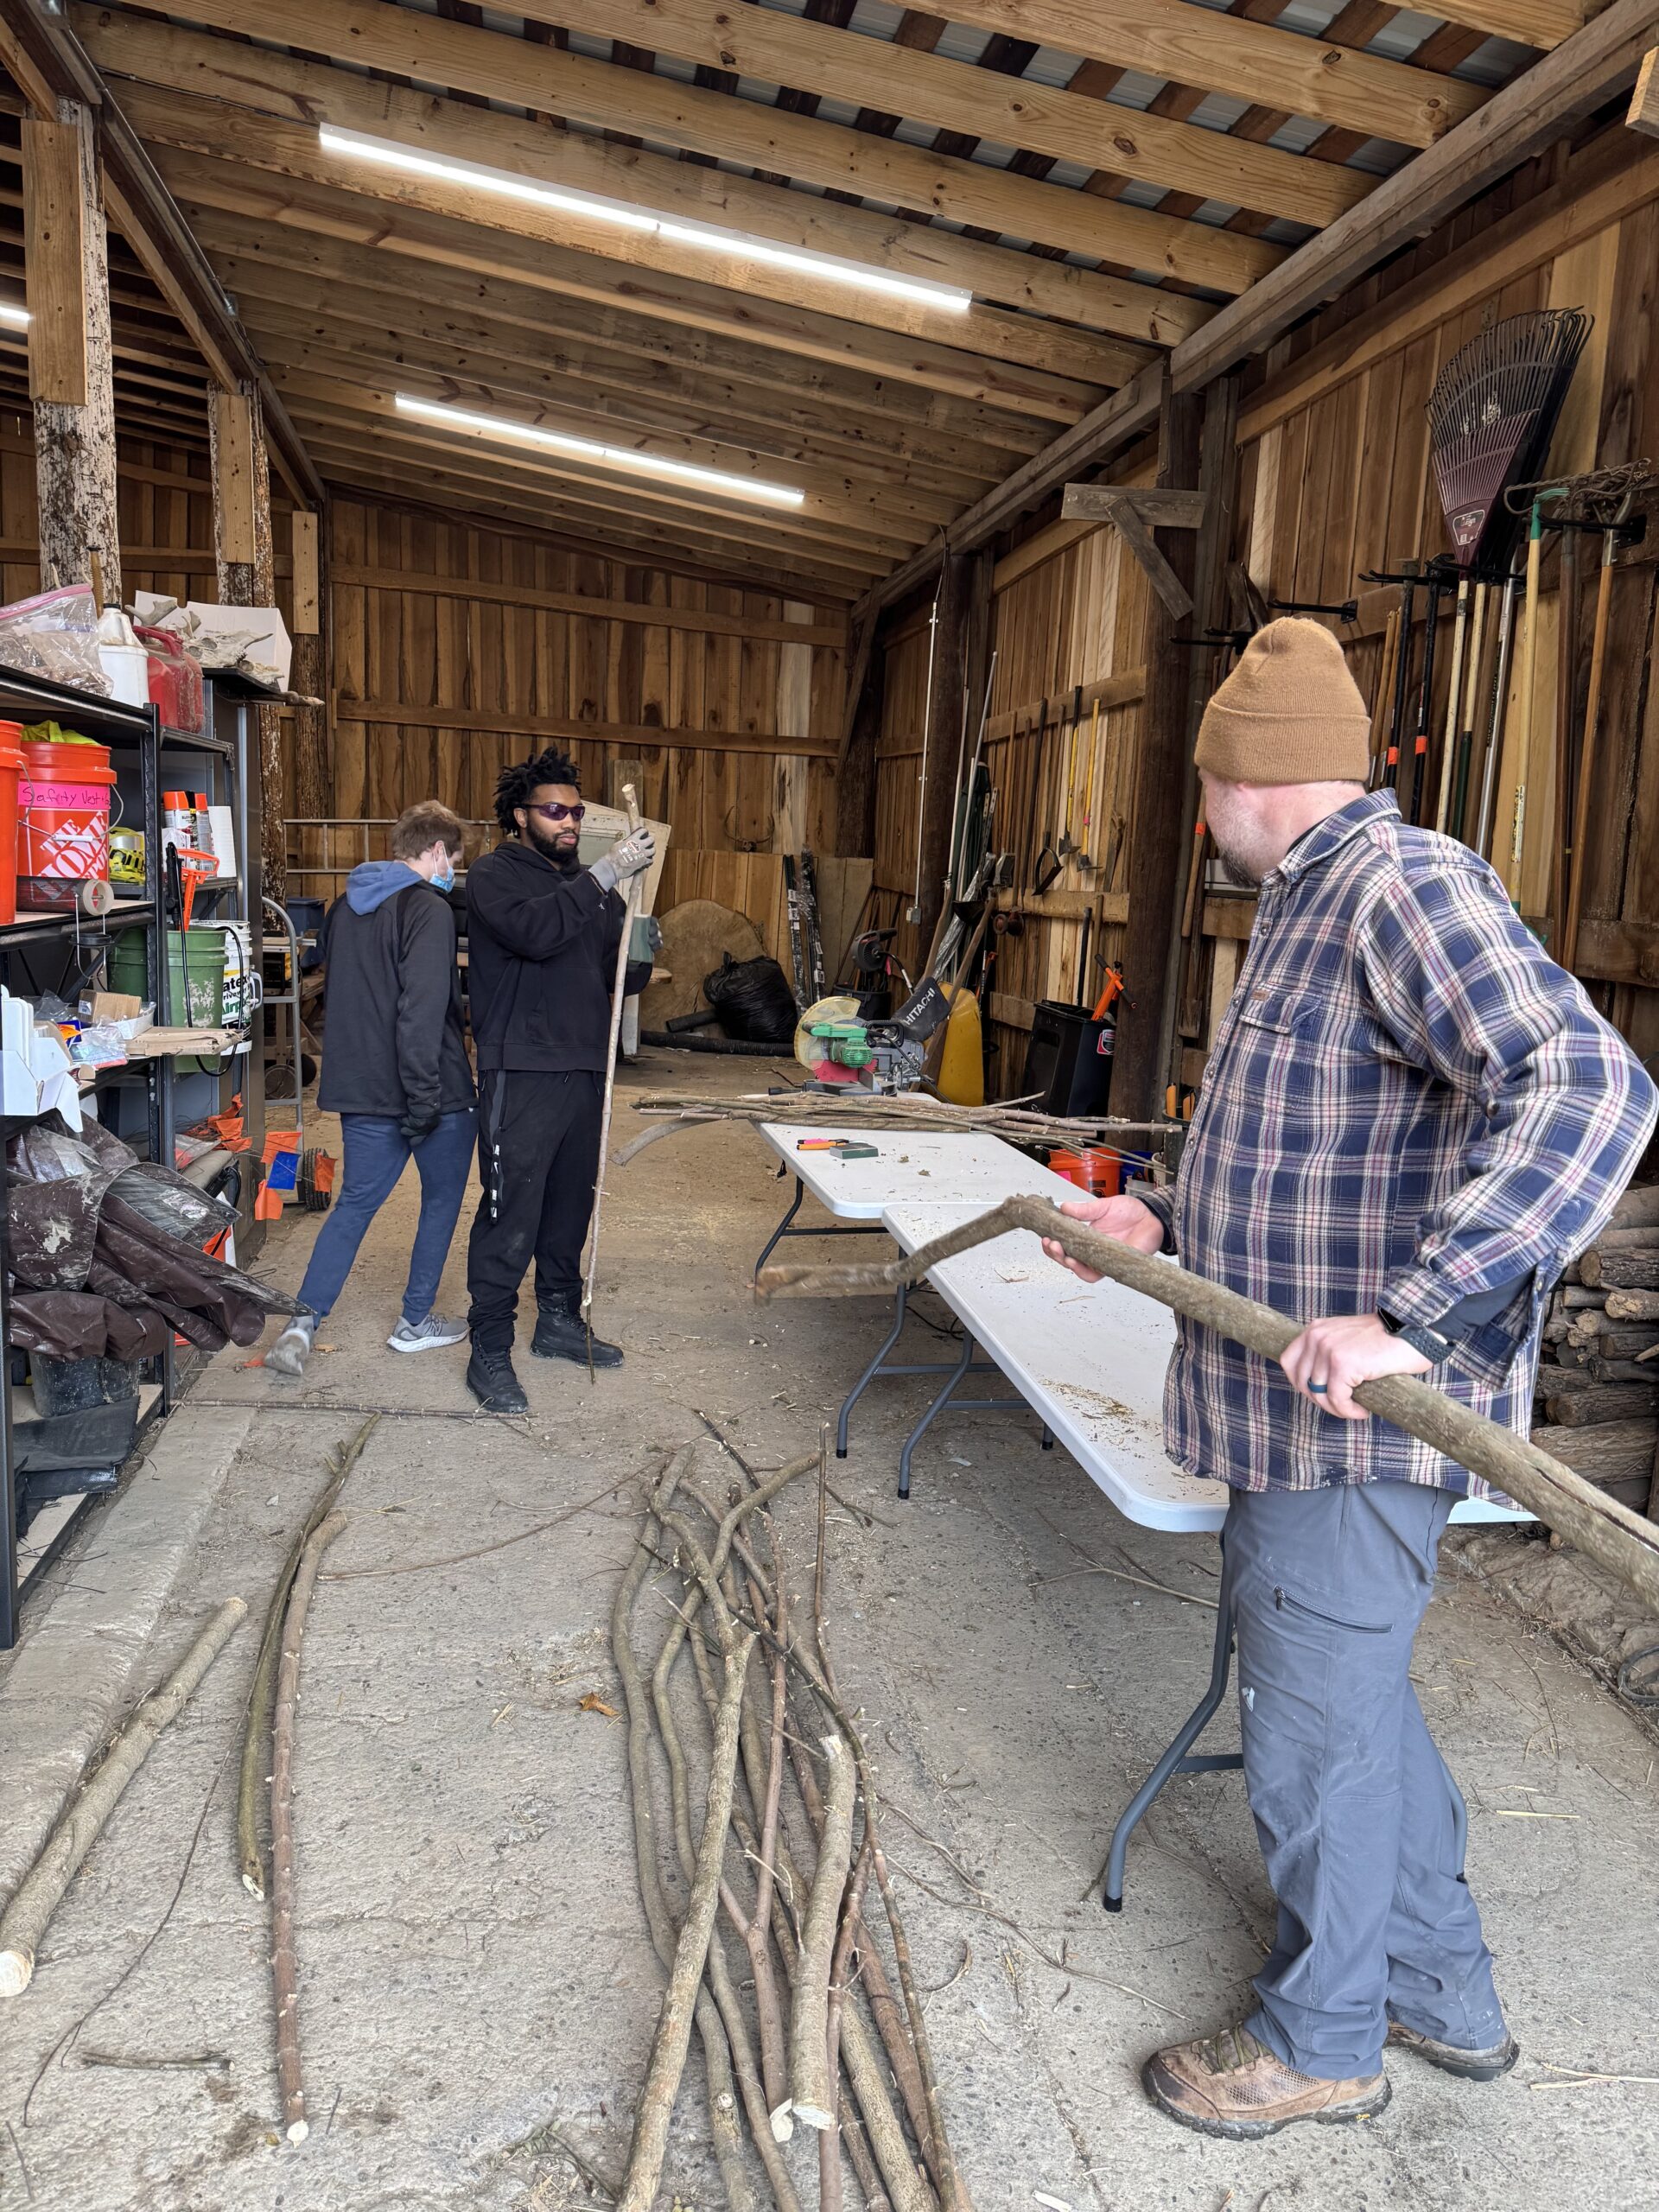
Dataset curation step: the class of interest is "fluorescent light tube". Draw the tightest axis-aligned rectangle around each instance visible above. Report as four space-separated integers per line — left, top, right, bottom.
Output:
0 302 30 330
320 125 972 313
393 392 807 508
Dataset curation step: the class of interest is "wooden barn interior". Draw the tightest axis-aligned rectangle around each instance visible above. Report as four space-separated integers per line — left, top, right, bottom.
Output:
4 2 1659 2206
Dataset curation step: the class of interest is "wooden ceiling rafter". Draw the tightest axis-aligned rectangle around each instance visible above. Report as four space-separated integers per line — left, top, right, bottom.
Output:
73 8 1277 311
117 0 1260 289
157 149 1106 425
511 0 1370 227
180 216 1053 470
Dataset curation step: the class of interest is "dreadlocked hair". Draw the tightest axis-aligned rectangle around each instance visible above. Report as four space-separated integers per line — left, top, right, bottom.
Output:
493 746 581 834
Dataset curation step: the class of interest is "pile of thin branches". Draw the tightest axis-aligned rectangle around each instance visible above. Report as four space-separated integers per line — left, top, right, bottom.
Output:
612 1433 971 2212
619 1089 1160 1171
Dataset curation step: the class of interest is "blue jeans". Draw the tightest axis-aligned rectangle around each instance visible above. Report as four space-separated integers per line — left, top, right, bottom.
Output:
297 1109 476 1325
1228 1479 1506 2081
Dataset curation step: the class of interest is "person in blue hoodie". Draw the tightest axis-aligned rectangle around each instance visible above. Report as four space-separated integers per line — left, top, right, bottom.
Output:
265 802 475 1378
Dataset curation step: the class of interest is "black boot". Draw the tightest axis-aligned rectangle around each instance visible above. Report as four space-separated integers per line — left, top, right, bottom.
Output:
466 1344 529 1414
532 1290 623 1368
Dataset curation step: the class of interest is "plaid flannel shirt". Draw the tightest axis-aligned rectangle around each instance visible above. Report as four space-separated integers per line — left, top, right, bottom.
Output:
1134 789 1657 1497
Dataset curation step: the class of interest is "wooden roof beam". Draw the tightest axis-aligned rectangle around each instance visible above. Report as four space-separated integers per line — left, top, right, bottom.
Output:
1168 0 1659 395
75 5 1274 309
156 147 1102 423
853 362 1166 620
0 4 321 505
516 0 1366 227
140 0 1237 288
870 0 1485 149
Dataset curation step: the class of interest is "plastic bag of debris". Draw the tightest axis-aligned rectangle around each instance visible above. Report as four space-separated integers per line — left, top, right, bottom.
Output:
702 952 798 1045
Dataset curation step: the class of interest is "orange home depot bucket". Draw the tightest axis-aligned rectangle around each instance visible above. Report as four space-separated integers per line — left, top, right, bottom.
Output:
1049 1147 1121 1196
0 721 24 925
17 734 119 910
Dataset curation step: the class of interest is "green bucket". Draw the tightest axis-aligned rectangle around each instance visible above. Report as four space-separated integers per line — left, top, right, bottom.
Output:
109 927 226 1029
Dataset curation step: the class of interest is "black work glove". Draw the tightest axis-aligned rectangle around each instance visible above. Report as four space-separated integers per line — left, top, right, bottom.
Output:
399 1109 441 1144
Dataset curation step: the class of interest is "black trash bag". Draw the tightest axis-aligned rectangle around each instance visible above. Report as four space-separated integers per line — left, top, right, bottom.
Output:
702 952 798 1045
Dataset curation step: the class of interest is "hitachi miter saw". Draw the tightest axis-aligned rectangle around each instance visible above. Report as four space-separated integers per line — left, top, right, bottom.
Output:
792 978 951 1095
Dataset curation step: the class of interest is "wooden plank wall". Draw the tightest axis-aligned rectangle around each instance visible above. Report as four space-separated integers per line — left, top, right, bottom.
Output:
870 120 1659 1103
0 412 227 608
1231 118 1659 1071
323 499 848 959
873 453 1155 1095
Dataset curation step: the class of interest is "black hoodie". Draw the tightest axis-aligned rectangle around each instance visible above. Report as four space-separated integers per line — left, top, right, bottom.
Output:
315 870 475 1122
465 838 652 1074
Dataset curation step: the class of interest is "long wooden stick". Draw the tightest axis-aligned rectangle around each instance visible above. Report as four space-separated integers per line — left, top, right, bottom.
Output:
759 1196 1659 1613
616 1629 754 2212
270 1511 345 2141
791 1735 855 2130
611 1450 754 2210
0 1599 246 1998
582 780 643 1370
1563 524 1617 973
1506 505 1546 903
238 1417 379 1901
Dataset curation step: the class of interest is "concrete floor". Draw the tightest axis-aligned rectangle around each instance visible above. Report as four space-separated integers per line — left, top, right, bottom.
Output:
3 1052 1658 2212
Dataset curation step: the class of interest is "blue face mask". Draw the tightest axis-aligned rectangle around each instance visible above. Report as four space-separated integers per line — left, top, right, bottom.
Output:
432 864 455 894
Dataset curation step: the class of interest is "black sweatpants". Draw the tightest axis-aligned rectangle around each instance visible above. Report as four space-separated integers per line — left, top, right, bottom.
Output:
467 1068 603 1355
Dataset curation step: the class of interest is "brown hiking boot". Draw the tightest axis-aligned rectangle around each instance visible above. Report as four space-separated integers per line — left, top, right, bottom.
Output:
1143 2023 1391 2141
1387 2019 1518 2082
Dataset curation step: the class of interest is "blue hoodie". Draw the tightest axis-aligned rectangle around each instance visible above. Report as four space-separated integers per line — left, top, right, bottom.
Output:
346 859 424 914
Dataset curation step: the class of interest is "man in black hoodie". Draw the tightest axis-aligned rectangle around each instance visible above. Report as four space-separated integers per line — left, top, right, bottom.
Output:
463 747 655 1412
266 801 475 1379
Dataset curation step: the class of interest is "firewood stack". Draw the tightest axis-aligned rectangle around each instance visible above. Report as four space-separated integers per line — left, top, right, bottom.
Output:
1534 1183 1659 1518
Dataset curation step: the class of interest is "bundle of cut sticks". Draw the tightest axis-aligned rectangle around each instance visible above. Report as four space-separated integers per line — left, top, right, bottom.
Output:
620 1088 1160 1172
612 1433 970 2212
1535 1182 1659 1518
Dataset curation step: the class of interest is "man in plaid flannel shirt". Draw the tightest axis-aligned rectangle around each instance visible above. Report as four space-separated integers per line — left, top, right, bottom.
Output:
1050 620 1656 2142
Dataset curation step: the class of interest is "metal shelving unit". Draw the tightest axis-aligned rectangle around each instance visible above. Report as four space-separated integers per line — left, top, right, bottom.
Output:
0 662 254 1649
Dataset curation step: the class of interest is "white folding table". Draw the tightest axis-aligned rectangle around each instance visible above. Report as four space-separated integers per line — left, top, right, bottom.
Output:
752 1127 1085 1461
878 1198 1529 1909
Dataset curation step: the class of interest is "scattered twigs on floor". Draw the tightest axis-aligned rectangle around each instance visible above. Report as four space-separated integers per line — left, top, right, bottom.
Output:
0 1599 247 1999
238 1415 379 1898
791 1735 855 2131
270 1511 346 2142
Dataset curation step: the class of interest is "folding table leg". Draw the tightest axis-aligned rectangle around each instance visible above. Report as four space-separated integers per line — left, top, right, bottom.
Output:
837 1281 910 1458
753 1173 805 1280
898 1332 977 1499
1102 1577 1241 1914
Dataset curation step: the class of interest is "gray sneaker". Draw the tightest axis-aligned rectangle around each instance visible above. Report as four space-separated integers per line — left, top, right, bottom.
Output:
265 1313 317 1377
387 1312 469 1354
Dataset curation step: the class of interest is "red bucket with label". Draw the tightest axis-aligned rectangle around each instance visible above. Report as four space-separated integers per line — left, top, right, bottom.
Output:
17 735 119 911
0 721 24 925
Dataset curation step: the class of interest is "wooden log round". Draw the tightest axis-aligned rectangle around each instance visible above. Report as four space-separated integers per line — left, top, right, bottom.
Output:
1580 1249 1659 1290
0 1599 246 1998
1605 1288 1659 1320
758 1193 1659 1614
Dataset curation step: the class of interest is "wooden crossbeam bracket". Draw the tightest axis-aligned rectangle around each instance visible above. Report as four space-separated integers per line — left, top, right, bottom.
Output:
1628 47 1659 134
1060 483 1203 620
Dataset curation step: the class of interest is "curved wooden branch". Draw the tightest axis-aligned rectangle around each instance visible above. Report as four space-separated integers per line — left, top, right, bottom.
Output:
790 1735 855 2131
0 1599 246 1998
759 1193 1659 1614
616 1629 755 2212
271 1510 346 2142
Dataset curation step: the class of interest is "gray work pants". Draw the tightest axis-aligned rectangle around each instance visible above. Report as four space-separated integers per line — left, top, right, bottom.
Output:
1227 1478 1507 2081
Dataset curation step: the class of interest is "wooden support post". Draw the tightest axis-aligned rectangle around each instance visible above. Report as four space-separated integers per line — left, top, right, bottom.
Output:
212 382 283 899
288 507 328 824
23 104 120 605
1109 385 1205 1121
833 615 884 860
913 550 969 968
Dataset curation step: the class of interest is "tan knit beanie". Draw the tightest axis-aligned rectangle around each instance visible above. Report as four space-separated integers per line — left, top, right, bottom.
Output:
1194 616 1370 784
